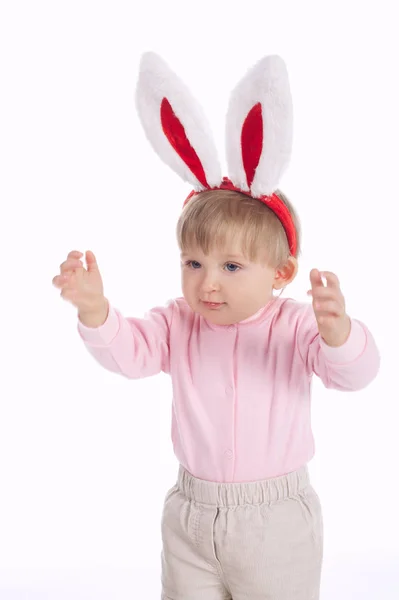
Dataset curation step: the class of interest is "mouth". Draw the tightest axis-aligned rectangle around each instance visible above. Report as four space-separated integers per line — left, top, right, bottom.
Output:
201 301 226 310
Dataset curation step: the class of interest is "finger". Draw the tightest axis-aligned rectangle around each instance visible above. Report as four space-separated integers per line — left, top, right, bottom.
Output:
60 259 82 270
53 273 78 291
60 259 84 273
52 274 68 287
313 299 344 317
309 286 344 302
85 250 99 273
67 250 84 259
320 271 340 289
309 269 326 291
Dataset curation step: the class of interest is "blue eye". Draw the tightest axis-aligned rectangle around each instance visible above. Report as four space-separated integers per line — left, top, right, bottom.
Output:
188 260 201 269
185 260 240 272
225 263 240 272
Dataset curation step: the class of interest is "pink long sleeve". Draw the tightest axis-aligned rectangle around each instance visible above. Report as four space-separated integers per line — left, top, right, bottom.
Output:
295 303 380 391
77 300 175 378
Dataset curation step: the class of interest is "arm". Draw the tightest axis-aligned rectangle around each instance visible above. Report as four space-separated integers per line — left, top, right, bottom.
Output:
296 303 380 391
77 299 175 379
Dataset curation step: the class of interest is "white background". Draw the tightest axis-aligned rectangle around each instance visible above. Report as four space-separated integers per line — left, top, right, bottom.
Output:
0 0 397 598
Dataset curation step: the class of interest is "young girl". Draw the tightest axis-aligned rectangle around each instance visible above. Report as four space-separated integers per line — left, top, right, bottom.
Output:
52 53 380 600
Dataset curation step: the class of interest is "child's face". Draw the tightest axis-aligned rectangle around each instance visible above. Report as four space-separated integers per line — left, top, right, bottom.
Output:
181 244 278 325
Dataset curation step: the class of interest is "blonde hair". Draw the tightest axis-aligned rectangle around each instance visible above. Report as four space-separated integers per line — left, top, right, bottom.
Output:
176 189 301 269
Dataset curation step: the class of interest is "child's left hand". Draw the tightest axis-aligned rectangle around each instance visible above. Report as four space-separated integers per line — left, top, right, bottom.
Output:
307 269 351 347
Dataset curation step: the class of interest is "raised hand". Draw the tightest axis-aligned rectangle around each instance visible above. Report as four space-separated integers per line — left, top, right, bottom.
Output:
307 269 351 347
52 250 108 326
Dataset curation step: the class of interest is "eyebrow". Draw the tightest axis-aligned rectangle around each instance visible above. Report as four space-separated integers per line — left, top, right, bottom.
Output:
180 252 246 261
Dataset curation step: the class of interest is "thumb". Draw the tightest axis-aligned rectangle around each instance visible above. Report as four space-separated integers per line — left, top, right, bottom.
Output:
85 250 100 273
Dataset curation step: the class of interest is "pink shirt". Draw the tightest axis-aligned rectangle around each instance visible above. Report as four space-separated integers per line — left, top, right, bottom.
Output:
77 296 380 483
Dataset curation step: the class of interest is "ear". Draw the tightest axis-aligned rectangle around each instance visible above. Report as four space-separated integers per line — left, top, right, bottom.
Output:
225 55 293 197
135 52 222 191
273 256 298 289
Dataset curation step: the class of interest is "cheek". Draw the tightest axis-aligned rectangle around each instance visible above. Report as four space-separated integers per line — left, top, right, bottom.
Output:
232 275 269 300
181 271 196 295
227 274 250 293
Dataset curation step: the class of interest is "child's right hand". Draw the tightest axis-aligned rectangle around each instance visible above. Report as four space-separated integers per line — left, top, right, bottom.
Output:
52 250 108 323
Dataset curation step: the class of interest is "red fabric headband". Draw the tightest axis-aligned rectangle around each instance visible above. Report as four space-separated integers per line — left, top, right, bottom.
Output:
183 178 298 258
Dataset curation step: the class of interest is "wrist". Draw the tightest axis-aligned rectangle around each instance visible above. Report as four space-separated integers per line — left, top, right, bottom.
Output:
78 298 109 328
321 315 351 347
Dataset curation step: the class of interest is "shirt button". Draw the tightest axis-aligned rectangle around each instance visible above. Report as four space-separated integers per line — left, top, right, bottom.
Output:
224 449 233 460
225 385 234 394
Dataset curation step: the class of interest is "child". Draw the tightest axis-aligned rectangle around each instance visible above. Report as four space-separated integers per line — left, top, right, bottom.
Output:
53 53 380 600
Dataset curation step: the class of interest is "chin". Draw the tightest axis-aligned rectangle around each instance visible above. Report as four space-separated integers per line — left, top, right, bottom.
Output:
199 304 242 326
188 300 227 322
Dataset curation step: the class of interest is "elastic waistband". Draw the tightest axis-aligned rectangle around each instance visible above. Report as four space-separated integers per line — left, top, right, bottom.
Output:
177 465 310 507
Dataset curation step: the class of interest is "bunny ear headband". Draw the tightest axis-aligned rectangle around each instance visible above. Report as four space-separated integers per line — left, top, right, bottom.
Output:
135 52 297 256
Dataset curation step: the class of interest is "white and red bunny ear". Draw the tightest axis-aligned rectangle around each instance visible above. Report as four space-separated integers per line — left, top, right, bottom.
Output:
135 52 222 191
225 55 293 198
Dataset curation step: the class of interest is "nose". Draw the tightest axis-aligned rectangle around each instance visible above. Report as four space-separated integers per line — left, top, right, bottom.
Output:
200 269 221 293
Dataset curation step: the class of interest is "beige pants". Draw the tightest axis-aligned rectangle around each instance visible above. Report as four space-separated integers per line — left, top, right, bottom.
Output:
161 465 323 600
